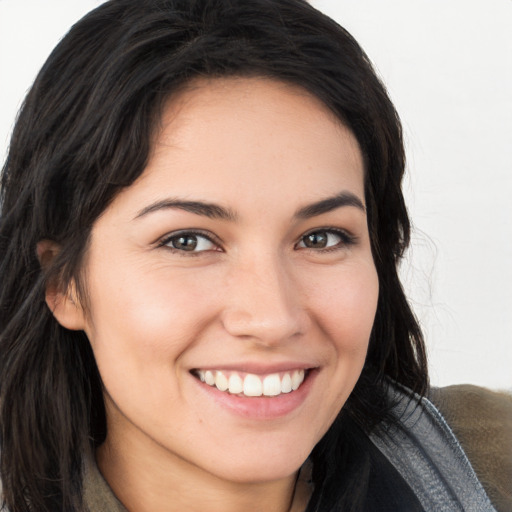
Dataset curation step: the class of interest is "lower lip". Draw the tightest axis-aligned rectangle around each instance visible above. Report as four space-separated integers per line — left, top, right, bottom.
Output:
193 370 317 420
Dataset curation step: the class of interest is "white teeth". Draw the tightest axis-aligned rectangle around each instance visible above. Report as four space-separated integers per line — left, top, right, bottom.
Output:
291 370 303 391
215 371 229 391
228 373 243 394
195 369 307 397
281 373 292 393
263 374 281 396
204 370 215 386
244 373 263 397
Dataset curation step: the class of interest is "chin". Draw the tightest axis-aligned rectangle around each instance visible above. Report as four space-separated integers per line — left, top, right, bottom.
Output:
198 431 317 485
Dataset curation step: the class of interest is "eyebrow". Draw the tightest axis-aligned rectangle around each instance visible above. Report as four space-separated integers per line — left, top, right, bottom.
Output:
135 199 238 221
294 191 365 219
134 191 365 221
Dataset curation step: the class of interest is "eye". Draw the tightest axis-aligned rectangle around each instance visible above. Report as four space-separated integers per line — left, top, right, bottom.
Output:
296 229 355 251
160 231 219 253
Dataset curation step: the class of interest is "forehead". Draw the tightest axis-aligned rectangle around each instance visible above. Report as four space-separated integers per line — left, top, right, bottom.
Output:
155 76 358 163
109 77 365 218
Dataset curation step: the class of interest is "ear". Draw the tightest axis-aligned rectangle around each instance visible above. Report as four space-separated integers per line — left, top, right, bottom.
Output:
37 240 87 331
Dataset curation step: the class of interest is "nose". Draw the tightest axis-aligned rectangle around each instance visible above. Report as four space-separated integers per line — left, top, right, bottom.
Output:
221 253 307 346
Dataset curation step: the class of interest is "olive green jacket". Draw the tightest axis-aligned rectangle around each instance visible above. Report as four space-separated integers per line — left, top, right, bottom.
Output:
429 385 512 512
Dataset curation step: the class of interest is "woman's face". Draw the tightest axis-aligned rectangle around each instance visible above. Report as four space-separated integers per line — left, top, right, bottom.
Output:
75 78 378 484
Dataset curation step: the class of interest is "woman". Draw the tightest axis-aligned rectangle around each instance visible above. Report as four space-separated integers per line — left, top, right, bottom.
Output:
0 1 508 511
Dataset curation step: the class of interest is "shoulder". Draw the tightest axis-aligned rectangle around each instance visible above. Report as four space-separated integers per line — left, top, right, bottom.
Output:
429 385 512 512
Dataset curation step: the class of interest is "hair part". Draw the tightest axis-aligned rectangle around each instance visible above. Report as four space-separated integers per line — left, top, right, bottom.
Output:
0 1 427 510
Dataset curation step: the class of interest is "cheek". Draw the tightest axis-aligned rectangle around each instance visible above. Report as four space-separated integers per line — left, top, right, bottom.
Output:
83 266 220 417
303 261 379 350
84 262 222 361
295 262 378 436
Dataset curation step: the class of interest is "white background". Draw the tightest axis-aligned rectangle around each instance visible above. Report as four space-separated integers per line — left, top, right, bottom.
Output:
1 0 511 390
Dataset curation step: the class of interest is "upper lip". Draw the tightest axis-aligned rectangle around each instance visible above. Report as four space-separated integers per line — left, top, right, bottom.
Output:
190 362 317 375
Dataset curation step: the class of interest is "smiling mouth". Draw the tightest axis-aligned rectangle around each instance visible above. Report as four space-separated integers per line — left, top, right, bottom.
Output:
192 369 308 397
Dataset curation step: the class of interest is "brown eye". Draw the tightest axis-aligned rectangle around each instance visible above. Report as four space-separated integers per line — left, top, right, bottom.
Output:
303 232 329 248
171 235 198 251
163 233 217 252
297 229 355 251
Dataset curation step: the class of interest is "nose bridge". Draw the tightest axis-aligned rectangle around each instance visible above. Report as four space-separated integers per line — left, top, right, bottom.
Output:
221 249 305 344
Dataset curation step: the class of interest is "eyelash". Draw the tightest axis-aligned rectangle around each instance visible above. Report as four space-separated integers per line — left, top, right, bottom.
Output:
158 230 220 256
158 227 356 255
296 228 357 253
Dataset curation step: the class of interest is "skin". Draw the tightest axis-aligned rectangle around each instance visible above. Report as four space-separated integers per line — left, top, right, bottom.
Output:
48 77 379 512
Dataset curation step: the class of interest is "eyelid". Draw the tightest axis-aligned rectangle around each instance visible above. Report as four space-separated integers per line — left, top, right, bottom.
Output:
295 227 357 250
158 229 223 252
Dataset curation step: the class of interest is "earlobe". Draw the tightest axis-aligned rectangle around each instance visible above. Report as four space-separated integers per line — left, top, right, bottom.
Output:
45 282 86 331
37 240 87 331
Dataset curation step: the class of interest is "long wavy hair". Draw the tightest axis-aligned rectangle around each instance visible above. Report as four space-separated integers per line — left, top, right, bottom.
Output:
0 0 427 510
